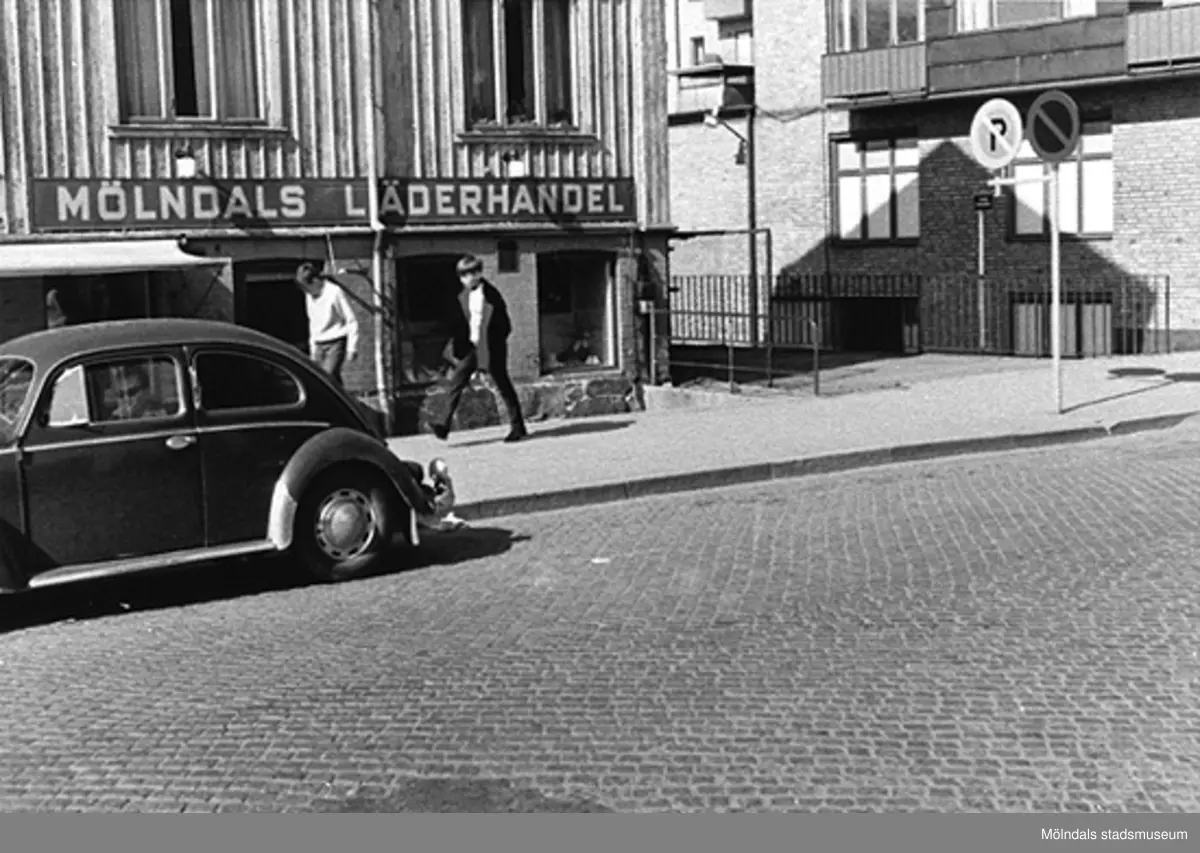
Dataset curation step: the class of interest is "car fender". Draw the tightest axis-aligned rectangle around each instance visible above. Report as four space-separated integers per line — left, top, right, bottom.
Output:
267 427 430 551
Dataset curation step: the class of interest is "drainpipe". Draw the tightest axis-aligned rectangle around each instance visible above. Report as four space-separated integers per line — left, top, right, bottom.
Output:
362 0 392 433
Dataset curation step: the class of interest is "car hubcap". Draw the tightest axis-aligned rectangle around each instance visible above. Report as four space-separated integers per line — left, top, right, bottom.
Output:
314 488 376 561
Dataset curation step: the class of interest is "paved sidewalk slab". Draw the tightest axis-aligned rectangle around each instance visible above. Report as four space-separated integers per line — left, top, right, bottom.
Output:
388 352 1200 520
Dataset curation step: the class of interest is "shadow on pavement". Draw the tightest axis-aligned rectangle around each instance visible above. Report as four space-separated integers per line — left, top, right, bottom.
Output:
405 525 531 569
0 526 526 634
1109 367 1167 378
1164 372 1200 382
454 418 633 448
1062 380 1174 414
309 777 614 813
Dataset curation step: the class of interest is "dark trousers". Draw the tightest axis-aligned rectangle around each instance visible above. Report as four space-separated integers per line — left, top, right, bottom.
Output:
439 349 525 434
313 337 348 385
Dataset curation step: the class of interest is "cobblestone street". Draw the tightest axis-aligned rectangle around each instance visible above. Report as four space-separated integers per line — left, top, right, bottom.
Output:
2 428 1199 812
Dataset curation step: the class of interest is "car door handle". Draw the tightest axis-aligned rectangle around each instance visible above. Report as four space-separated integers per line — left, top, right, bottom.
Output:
165 434 197 451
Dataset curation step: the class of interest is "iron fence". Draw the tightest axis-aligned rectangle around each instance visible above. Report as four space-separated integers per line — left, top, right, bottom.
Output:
663 271 1175 389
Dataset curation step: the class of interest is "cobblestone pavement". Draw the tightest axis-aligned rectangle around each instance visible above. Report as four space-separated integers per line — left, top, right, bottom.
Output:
2 429 1200 812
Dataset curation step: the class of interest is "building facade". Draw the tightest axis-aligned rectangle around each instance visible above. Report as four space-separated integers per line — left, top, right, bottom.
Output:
668 0 1199 356
0 0 672 431
665 0 757 278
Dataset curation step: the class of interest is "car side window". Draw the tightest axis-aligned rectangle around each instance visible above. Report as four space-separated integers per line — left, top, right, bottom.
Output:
45 356 185 427
194 352 303 413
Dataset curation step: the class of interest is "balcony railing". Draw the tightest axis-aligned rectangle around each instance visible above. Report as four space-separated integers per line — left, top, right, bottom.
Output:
821 43 927 101
1127 3 1200 66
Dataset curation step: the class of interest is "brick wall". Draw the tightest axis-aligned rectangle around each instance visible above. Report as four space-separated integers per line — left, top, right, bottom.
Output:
668 118 751 276
752 1 830 280
742 68 1200 347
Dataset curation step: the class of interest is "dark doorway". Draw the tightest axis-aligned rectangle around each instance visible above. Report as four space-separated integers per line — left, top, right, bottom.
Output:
238 261 309 354
396 254 462 383
839 298 906 353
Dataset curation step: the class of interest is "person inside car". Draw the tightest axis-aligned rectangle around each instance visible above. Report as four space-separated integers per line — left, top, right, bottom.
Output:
104 364 172 421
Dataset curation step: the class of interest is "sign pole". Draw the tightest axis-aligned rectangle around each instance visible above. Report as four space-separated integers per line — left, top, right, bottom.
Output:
977 205 986 351
1049 162 1062 414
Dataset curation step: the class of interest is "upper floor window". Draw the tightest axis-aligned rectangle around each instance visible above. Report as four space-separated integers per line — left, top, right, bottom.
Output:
957 0 1137 32
1011 122 1113 239
463 0 574 129
691 36 707 66
829 0 923 52
833 137 920 243
115 0 261 122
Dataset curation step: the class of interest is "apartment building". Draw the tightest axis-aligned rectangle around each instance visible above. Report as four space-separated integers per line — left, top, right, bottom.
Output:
665 0 757 277
0 0 672 428
667 0 1200 354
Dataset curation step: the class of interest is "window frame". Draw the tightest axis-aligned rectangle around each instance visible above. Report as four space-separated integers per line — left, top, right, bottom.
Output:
827 0 926 53
31 350 191 438
189 348 308 419
113 0 266 125
830 133 921 246
1007 119 1114 242
461 0 578 131
536 250 619 376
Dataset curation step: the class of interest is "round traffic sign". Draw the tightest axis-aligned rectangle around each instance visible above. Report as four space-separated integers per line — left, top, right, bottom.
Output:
969 98 1023 172
1026 90 1081 163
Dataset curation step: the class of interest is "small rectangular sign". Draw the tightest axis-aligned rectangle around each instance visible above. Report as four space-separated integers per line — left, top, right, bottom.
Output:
30 178 638 232
973 192 994 211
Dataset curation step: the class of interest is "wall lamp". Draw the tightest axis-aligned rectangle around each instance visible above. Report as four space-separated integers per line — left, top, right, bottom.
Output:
174 145 201 179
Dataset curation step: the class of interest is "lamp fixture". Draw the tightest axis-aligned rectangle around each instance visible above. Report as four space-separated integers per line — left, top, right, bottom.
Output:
174 146 198 179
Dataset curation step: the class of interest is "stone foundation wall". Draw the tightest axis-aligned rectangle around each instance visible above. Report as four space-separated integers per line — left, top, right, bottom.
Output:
376 371 645 436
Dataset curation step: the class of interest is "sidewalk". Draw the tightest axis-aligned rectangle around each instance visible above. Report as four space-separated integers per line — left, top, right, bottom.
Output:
387 352 1200 521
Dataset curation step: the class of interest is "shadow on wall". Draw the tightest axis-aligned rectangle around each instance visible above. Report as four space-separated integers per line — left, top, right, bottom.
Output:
758 136 1169 359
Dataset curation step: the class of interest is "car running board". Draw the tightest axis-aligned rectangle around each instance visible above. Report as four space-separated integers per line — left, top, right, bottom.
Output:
26 540 279 589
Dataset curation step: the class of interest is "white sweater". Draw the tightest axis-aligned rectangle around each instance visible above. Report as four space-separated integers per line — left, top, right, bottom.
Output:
306 282 360 356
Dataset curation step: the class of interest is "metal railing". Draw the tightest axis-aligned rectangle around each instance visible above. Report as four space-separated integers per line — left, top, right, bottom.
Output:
661 271 1174 390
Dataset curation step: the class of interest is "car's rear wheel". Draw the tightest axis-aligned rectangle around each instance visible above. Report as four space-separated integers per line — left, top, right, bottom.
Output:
293 466 404 582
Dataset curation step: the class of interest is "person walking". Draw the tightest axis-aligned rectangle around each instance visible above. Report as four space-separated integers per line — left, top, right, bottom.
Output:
433 254 528 443
295 262 360 386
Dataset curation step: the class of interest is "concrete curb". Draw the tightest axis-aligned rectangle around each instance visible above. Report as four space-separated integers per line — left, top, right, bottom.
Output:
451 410 1199 522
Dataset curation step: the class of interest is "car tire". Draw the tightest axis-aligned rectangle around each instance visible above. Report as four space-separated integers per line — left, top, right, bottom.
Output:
293 466 404 582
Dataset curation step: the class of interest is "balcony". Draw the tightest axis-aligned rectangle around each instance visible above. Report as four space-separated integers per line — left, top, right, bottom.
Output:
926 13 1127 94
821 43 928 101
704 0 751 21
1128 3 1200 67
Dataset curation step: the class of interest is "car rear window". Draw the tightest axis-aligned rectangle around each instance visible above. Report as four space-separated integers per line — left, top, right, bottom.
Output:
194 352 303 412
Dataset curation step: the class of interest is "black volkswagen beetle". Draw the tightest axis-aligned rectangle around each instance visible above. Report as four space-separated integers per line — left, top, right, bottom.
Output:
0 318 457 593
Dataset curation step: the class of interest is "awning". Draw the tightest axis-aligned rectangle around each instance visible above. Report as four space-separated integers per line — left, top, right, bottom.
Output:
0 239 227 279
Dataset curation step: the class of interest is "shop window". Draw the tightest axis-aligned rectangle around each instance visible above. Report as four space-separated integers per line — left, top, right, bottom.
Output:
45 356 185 427
114 0 261 122
1010 122 1113 240
832 137 920 243
462 0 574 128
537 251 616 374
44 274 152 328
194 352 303 412
396 255 462 384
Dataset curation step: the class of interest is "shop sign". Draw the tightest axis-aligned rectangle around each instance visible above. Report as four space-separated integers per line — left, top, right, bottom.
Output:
29 178 638 232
